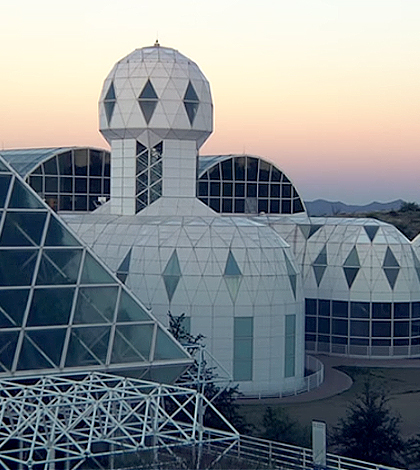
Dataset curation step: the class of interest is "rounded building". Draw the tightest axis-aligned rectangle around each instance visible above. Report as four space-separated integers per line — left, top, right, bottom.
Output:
269 216 420 358
65 43 308 397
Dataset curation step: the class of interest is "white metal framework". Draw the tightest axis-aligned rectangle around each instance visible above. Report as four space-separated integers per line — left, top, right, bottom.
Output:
0 372 238 470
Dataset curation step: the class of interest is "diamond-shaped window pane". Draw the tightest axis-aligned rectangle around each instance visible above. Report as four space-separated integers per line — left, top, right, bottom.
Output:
183 81 199 125
104 83 116 125
162 250 182 302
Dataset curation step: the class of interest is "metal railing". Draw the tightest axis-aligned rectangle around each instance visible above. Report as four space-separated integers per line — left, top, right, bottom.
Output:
203 433 405 470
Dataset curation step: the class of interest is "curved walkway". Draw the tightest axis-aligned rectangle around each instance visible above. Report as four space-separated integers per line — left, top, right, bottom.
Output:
239 354 420 405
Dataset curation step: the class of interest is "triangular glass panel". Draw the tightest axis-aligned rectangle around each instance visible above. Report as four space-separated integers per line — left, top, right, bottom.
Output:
44 215 80 246
136 152 149 174
116 272 128 283
224 250 242 276
8 178 45 209
384 267 399 289
25 329 66 367
81 252 116 284
0 249 37 286
344 246 360 268
111 324 154 363
383 247 399 268
183 81 199 125
36 249 82 285
139 79 158 100
0 211 47 247
139 100 158 124
344 267 359 288
0 174 11 208
136 141 147 155
313 245 327 266
0 289 29 327
117 248 132 278
0 331 18 372
313 264 326 286
284 253 297 299
27 287 75 326
73 286 118 324
66 326 110 367
17 334 56 370
298 224 311 239
162 250 182 302
117 290 150 322
104 82 116 124
308 225 322 239
364 225 379 242
154 326 187 360
0 159 9 171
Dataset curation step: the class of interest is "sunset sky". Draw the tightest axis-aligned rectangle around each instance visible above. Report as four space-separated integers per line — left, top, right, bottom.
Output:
1 0 419 204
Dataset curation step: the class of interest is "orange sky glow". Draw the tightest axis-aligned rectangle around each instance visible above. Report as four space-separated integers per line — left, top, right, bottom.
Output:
1 0 419 204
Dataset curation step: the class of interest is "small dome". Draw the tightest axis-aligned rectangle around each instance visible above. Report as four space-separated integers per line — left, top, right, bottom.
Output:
99 44 213 147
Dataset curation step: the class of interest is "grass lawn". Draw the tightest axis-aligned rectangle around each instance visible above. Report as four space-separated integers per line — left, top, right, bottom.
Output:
238 366 420 440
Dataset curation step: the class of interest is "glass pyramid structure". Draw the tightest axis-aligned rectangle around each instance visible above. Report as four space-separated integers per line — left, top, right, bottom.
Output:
0 156 192 382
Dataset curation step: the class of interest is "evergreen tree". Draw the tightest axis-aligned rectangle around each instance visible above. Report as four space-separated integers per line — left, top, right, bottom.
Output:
261 407 310 447
332 377 405 467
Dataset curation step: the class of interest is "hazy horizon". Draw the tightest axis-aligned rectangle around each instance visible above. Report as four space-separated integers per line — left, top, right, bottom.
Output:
1 0 419 205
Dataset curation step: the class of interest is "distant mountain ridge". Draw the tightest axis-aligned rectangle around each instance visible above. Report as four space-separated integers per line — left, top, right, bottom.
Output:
305 199 404 217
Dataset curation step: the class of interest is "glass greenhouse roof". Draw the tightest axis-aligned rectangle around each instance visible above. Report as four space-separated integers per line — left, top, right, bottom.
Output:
0 155 192 382
0 148 76 178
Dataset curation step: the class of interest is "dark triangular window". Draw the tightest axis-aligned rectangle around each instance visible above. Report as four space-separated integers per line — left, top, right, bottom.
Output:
138 80 158 124
364 225 379 242
162 250 182 302
183 81 199 125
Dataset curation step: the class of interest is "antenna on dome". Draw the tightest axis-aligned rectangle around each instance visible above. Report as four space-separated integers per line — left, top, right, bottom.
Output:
154 38 160 47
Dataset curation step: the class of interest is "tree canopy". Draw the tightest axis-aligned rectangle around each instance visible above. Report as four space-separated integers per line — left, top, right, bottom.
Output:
332 376 405 467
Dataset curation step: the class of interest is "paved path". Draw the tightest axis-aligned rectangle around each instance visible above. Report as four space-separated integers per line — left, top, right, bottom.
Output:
239 354 420 405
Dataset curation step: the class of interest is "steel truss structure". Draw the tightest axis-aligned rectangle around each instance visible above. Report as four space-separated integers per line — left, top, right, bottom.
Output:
0 372 239 470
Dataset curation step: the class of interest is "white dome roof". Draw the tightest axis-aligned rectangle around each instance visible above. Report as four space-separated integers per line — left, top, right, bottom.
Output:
99 44 213 147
